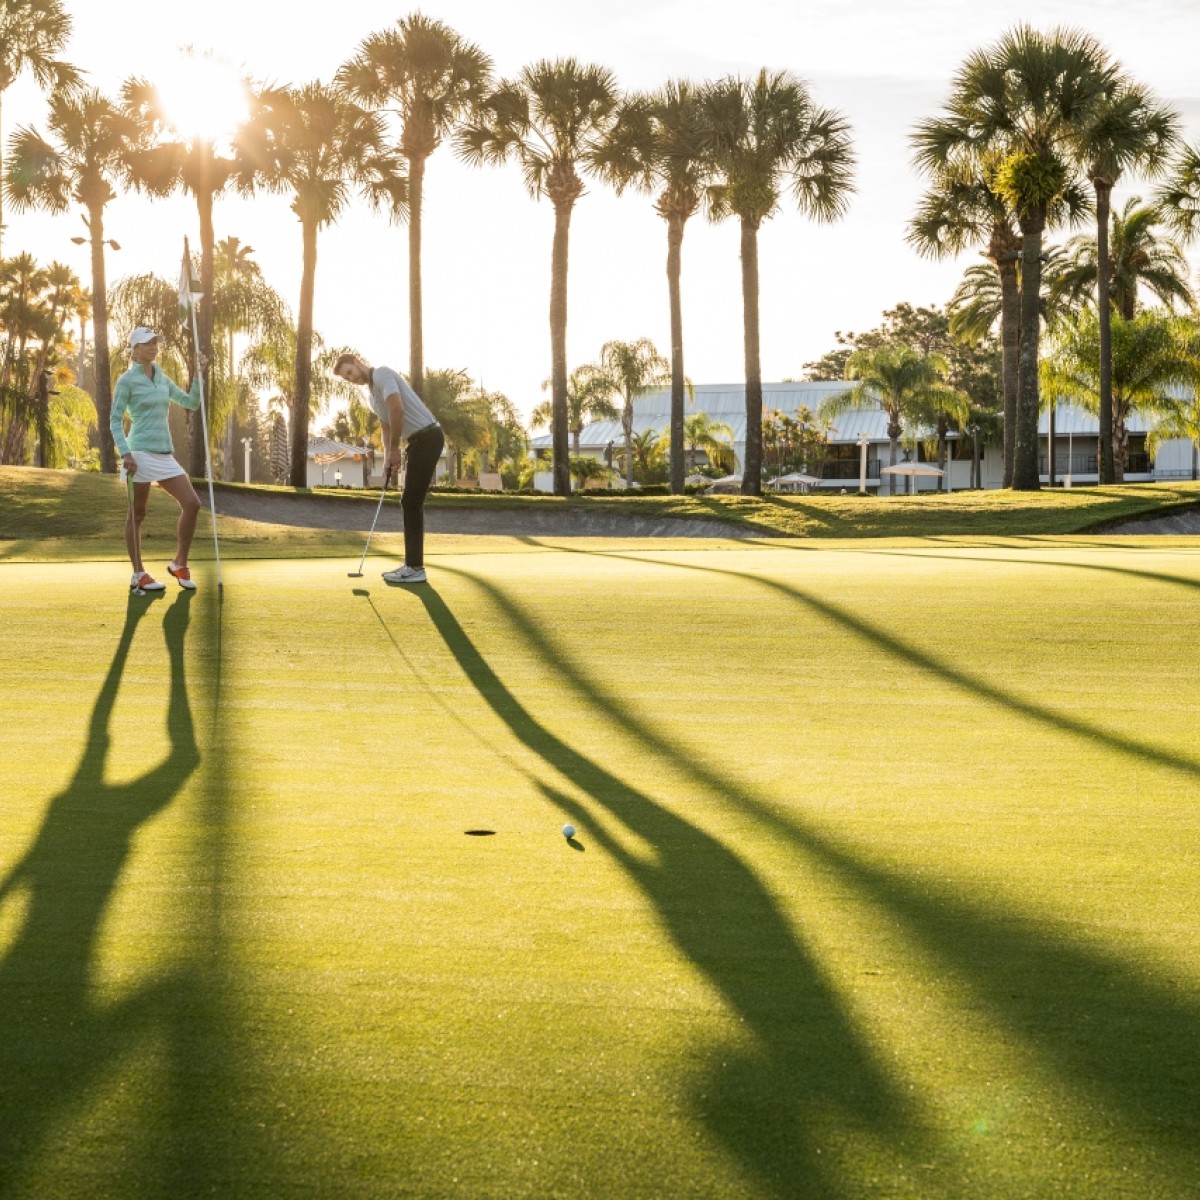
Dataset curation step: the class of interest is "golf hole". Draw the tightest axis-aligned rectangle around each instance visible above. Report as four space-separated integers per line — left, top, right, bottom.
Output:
464 829 496 836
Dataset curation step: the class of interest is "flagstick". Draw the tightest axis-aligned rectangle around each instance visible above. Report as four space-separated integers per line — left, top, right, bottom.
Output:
185 239 223 592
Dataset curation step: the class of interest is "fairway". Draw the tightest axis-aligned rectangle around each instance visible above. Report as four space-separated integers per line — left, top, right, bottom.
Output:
2 538 1200 1199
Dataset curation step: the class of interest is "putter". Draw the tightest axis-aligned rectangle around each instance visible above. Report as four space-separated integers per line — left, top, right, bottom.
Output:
348 465 394 577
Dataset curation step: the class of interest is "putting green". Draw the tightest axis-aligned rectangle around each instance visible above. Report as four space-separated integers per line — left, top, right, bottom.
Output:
2 540 1199 1199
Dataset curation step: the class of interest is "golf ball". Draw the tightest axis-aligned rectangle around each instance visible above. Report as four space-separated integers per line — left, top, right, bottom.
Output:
562 824 576 839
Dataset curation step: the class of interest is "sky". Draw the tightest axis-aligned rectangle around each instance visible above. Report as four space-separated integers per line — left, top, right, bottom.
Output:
5 0 1200 424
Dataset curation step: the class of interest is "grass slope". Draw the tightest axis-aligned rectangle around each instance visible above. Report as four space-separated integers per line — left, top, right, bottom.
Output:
3 466 1200 560
2 467 1199 1197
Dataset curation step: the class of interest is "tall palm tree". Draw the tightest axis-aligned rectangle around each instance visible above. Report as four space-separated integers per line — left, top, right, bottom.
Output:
1071 81 1179 483
1156 141 1200 244
594 81 712 492
337 14 492 398
1049 197 1194 321
530 362 618 454
458 59 620 496
235 81 405 486
0 0 80 255
700 69 854 495
820 345 962 494
597 337 670 486
121 69 250 474
1042 308 1196 481
913 26 1117 489
3 88 137 471
908 174 1023 485
683 410 735 473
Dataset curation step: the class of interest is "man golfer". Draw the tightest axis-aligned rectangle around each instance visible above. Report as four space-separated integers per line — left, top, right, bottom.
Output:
332 354 444 584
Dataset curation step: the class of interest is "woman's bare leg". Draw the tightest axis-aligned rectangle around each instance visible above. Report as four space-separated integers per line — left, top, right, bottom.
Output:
156 474 202 567
125 482 152 572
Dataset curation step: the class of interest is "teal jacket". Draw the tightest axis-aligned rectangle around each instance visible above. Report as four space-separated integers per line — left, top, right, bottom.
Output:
110 363 201 456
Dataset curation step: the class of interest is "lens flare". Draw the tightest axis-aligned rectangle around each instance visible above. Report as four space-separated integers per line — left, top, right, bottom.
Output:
156 52 249 145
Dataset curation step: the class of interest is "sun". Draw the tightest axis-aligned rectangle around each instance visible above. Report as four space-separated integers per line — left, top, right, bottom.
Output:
156 51 250 145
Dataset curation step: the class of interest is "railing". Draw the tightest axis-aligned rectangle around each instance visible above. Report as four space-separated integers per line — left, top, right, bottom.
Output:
1039 452 1151 475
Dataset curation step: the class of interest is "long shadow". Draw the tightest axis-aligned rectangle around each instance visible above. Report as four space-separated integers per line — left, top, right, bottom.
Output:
524 542 1200 783
450 553 1200 1181
0 591 199 1196
405 585 938 1198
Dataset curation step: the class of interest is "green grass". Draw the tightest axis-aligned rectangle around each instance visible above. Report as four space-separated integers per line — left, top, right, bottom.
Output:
4 465 1200 558
2 467 1200 1197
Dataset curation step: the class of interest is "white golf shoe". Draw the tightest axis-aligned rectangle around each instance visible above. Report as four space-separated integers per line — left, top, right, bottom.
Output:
130 571 166 592
382 565 427 585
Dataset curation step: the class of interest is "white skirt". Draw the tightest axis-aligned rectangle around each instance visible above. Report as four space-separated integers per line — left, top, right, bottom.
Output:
121 451 187 484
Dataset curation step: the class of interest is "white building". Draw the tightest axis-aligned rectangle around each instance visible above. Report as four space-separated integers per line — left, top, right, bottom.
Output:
528 382 1197 492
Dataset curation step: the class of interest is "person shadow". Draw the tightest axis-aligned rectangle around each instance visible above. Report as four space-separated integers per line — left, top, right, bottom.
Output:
409 584 941 1198
0 590 199 1194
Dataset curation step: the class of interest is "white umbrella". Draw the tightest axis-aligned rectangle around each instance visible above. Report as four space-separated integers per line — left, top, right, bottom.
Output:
705 474 743 493
879 462 943 476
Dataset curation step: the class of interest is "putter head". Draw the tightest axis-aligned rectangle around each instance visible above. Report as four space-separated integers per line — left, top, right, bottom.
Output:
347 571 364 578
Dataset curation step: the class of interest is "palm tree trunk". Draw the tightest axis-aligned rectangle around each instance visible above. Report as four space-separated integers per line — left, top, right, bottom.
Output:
888 427 899 496
998 257 1020 488
1047 401 1056 487
191 178 216 478
290 218 318 488
89 203 117 473
0 90 5 259
1012 214 1045 490
623 392 634 488
408 151 424 397
549 200 572 497
666 214 685 494
1113 401 1127 483
739 217 762 495
1095 181 1115 484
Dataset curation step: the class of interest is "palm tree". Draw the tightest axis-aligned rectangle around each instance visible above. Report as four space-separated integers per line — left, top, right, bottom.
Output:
1071 82 1179 483
700 69 854 495
821 345 963 494
121 68 250 474
0 0 80 255
1156 141 1200 244
235 81 405 486
420 367 488 480
626 426 669 485
908 174 1023 485
597 337 670 487
1042 309 1196 481
530 362 618 454
683 410 735 473
594 82 712 492
1049 197 1194 321
337 15 492 397
458 59 620 496
913 26 1117 489
4 88 138 471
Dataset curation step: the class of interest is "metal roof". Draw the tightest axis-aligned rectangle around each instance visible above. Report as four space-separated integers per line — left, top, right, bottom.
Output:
529 382 1191 452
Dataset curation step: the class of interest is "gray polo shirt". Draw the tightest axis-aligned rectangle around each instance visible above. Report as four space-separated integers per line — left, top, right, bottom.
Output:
367 366 438 440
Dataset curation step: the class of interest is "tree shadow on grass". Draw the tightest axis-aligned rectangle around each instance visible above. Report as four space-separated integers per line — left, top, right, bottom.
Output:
408 583 935 1199
476 548 1200 1185
0 590 198 1195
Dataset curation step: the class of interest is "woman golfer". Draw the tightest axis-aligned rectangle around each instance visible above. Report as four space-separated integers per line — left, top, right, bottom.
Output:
333 354 443 584
111 326 208 593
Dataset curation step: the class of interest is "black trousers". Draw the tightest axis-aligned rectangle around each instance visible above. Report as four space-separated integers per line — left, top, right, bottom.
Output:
402 424 444 568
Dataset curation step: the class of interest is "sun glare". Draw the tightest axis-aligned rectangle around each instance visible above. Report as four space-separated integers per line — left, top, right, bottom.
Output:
156 52 250 145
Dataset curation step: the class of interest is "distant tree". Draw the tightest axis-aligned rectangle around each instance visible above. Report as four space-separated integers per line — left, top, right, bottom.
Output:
338 14 492 396
234 81 405 486
459 59 621 495
1048 197 1194 322
569 453 612 490
529 363 618 453
1156 141 1200 244
3 88 136 471
821 344 965 494
1042 309 1196 480
421 366 489 481
597 338 670 487
683 410 735 473
914 26 1118 489
594 81 712 492
1072 79 1179 483
701 69 854 494
0 0 80 255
